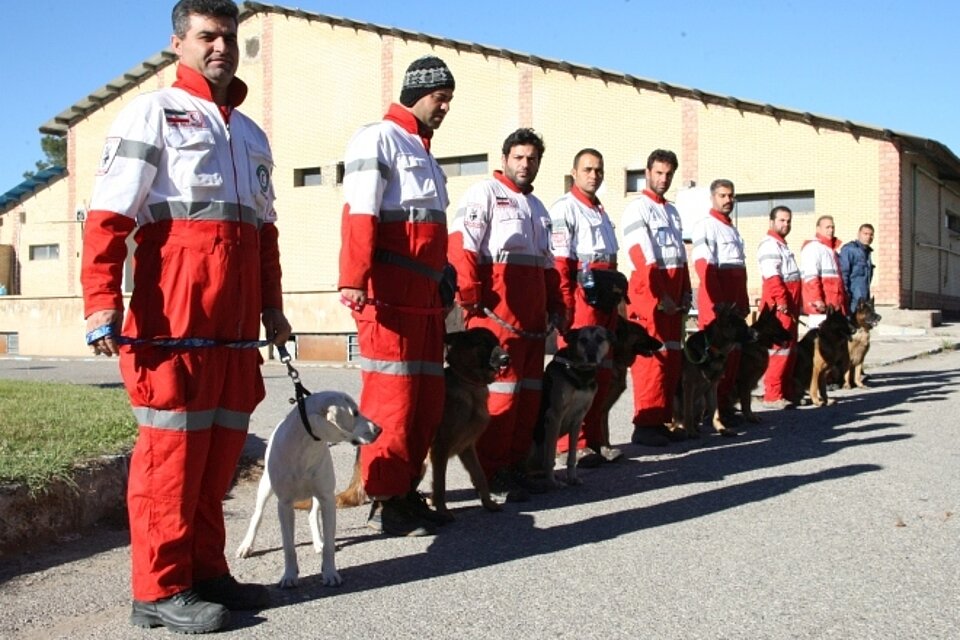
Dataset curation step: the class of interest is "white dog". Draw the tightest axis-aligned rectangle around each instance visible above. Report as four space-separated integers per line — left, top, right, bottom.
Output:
235 391 381 588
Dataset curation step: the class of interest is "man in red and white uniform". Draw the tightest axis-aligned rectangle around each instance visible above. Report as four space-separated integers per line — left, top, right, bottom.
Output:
339 56 455 538
549 148 621 464
758 205 802 407
622 149 691 447
800 214 848 323
81 1 290 633
691 179 749 420
449 128 567 500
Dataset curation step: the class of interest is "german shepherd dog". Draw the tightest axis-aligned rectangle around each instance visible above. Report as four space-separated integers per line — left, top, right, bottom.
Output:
532 325 612 488
844 298 881 389
732 306 792 423
599 318 663 450
335 328 509 521
792 306 853 407
672 303 754 438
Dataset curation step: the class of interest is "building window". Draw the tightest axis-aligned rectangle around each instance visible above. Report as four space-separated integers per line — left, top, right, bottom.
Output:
626 169 646 193
437 154 488 177
947 210 960 235
735 190 815 218
294 167 323 187
29 244 59 260
334 162 345 185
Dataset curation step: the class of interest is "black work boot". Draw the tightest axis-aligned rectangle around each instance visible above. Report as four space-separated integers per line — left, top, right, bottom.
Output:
195 574 271 610
130 588 229 634
368 496 438 537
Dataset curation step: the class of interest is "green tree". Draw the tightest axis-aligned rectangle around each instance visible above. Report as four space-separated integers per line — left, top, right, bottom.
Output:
22 135 67 179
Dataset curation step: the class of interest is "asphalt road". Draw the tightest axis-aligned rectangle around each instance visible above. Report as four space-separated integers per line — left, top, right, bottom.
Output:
0 351 958 639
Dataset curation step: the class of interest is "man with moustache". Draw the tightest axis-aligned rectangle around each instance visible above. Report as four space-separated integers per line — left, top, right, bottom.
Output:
339 55 456 537
758 205 802 408
690 178 749 422
621 149 692 447
549 148 622 465
448 128 567 500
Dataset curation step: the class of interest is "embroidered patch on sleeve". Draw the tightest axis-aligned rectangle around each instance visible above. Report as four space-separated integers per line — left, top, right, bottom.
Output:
96 137 122 176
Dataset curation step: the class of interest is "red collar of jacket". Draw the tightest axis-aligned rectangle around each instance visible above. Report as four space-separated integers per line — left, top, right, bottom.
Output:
173 64 248 121
570 184 602 210
494 170 533 195
642 189 666 204
767 229 789 245
384 103 433 151
816 233 842 250
709 209 733 225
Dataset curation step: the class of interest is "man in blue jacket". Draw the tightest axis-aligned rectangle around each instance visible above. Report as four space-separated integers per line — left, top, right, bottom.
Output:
839 223 875 315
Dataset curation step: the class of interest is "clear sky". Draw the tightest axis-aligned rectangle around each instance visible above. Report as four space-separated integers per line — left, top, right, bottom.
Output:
2 0 956 191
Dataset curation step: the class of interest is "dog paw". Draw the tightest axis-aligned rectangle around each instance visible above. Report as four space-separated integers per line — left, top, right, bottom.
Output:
321 570 343 587
436 507 457 522
235 543 252 559
564 476 583 486
825 398 837 406
718 428 739 438
745 414 761 424
279 573 300 589
481 499 503 513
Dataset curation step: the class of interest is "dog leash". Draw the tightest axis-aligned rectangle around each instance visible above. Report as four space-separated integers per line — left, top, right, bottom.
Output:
276 345 322 442
483 307 555 339
339 295 446 316
85 324 270 350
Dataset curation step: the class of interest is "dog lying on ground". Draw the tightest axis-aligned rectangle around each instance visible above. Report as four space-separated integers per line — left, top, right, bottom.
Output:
792 306 853 407
531 325 612 487
335 328 509 521
732 306 792 422
844 298 881 389
428 327 509 521
599 318 663 449
672 303 754 438
235 391 381 588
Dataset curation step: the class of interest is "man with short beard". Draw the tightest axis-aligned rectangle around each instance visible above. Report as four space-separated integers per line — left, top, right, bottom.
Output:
622 149 692 447
758 206 802 408
449 128 567 500
690 179 749 422
549 148 622 464
339 55 456 538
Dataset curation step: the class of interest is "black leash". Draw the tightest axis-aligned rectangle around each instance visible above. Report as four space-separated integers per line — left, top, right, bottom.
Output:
276 344 321 442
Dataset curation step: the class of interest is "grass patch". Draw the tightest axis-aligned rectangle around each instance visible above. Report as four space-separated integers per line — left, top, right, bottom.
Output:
0 379 136 493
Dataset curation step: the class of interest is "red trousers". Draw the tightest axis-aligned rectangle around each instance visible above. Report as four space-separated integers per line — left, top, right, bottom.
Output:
764 311 799 401
469 318 545 479
355 305 445 497
121 347 264 602
556 288 618 452
630 310 684 426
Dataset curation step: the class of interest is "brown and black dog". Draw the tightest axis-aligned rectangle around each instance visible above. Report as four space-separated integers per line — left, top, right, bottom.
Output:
792 306 853 407
732 306 792 423
672 303 754 438
844 298 881 389
532 325 612 488
599 318 663 450
335 327 509 521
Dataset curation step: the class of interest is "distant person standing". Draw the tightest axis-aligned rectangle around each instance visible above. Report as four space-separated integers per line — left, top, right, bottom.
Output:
758 206 802 408
448 128 567 500
800 215 847 322
622 149 691 447
840 223 875 315
690 178 749 421
549 148 621 464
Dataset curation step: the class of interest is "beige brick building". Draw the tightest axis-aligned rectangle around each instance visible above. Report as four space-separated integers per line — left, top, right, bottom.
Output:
2 2 959 357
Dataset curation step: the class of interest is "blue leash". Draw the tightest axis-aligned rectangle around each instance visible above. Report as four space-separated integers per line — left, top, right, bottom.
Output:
85 324 320 441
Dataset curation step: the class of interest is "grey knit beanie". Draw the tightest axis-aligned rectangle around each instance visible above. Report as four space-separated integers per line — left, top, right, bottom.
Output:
399 56 455 107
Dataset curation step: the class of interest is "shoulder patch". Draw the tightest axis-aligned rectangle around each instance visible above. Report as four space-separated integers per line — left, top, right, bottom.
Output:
96 137 122 176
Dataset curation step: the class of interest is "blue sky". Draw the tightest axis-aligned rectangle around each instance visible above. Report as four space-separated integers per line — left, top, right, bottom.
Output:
2 0 956 191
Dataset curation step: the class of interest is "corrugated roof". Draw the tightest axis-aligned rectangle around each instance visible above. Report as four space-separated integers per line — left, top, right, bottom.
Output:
36 1 960 181
0 166 67 213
